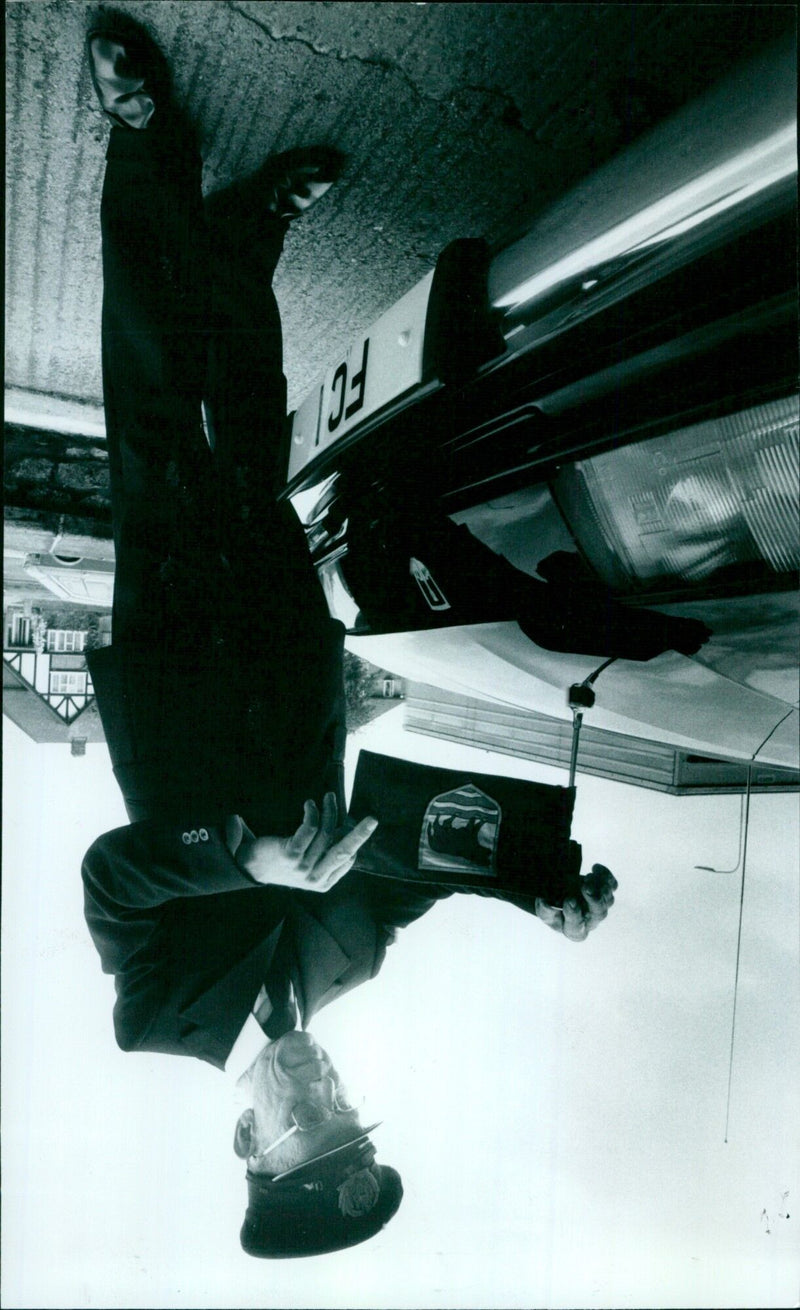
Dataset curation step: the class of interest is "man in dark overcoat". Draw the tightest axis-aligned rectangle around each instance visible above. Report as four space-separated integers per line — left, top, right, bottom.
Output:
79 11 706 1257
80 5 637 1071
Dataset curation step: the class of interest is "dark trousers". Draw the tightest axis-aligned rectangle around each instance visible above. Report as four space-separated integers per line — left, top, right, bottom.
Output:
100 125 328 652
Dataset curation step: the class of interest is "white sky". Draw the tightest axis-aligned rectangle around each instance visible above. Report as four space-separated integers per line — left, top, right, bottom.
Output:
2 709 798 1309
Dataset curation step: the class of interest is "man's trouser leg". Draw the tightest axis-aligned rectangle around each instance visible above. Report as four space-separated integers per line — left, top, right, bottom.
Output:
101 124 217 644
202 180 288 498
201 178 332 634
101 125 329 643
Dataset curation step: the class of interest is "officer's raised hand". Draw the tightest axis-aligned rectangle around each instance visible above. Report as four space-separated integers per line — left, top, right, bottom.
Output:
237 792 378 892
535 864 618 942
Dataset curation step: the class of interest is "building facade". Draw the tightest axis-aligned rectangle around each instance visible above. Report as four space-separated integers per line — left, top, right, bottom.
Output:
3 601 110 748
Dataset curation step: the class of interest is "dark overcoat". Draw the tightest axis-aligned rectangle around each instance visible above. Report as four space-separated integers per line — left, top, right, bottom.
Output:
83 609 445 1069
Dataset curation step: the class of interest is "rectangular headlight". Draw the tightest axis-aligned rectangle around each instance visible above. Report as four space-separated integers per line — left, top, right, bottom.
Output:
555 395 799 591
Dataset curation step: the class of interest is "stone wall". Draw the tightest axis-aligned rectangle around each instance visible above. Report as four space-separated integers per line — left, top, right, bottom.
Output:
4 425 112 540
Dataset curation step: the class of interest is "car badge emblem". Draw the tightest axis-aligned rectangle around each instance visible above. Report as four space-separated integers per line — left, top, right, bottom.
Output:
409 557 451 610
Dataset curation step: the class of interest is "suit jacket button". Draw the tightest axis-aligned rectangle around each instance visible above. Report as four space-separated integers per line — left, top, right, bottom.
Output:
199 828 209 842
182 832 192 845
190 829 199 843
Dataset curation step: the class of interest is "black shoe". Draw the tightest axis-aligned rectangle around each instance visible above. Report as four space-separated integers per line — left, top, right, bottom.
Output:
86 9 172 130
262 145 347 218
204 145 347 248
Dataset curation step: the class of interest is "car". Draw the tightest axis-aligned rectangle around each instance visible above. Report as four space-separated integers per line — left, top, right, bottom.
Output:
281 37 799 774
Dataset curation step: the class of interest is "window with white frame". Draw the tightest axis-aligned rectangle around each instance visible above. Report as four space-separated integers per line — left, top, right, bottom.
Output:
46 630 87 653
49 671 88 695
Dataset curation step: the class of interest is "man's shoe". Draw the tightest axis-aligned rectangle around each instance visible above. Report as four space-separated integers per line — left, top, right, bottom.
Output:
86 8 171 130
263 146 347 219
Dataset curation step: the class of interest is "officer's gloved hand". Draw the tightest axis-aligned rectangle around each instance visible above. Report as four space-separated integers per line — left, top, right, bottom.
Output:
532 552 712 659
534 864 618 942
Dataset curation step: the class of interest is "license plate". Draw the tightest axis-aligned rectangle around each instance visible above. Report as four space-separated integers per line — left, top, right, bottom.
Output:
287 270 434 483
